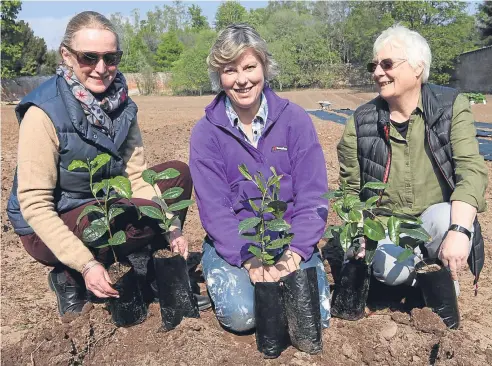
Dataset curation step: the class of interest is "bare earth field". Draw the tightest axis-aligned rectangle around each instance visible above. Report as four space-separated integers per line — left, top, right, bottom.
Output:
2 89 492 365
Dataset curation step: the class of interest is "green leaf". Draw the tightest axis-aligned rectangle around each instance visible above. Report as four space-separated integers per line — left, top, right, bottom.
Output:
76 205 105 225
365 196 380 208
261 252 275 265
108 230 126 246
387 216 401 246
340 225 351 251
142 169 157 185
238 164 253 181
267 235 293 250
249 199 259 212
364 218 386 241
248 245 262 258
89 153 111 175
108 206 125 222
343 195 360 210
267 175 281 188
397 248 414 262
68 160 89 171
139 206 164 220
238 217 262 233
91 180 109 197
161 187 184 200
362 181 387 190
94 243 110 249
348 209 363 223
241 233 261 243
323 225 342 239
400 227 432 242
82 218 108 243
109 176 132 199
268 200 288 219
365 248 376 264
269 166 277 176
167 199 194 211
254 175 266 195
322 191 343 200
266 219 291 232
155 168 180 181
334 204 350 222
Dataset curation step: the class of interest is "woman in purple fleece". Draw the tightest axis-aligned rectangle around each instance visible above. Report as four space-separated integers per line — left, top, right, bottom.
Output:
189 24 331 333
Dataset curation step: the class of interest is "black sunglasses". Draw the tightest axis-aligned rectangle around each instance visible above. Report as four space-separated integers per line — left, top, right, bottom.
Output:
63 44 123 66
367 58 407 73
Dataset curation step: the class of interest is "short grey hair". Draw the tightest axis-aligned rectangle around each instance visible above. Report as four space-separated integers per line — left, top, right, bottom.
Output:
60 11 120 55
207 23 279 92
374 24 431 83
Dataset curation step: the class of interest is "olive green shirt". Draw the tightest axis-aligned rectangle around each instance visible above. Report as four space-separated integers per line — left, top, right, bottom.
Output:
337 93 488 216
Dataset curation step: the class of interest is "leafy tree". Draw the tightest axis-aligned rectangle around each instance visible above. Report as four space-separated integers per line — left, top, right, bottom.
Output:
155 32 184 71
214 1 247 30
477 1 492 46
1 0 23 78
246 8 269 30
170 29 216 95
14 20 47 76
39 50 59 75
188 4 209 31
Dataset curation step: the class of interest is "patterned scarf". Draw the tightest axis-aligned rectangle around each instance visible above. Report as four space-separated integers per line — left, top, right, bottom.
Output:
56 65 128 138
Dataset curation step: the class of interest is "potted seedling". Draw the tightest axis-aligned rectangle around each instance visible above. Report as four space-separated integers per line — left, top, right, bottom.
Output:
238 164 322 357
138 168 198 331
68 153 147 327
323 180 431 321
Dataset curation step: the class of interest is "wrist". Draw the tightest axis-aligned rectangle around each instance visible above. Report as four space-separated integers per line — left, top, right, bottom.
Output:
448 224 472 240
81 259 102 278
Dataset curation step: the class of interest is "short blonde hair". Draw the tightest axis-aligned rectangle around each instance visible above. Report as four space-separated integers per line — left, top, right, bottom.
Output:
207 23 278 92
374 24 431 83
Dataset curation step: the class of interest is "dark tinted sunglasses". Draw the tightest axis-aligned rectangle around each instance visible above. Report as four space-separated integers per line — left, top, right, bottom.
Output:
367 58 406 73
63 44 123 66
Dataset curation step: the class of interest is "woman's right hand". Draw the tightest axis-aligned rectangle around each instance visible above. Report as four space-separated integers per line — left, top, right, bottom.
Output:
83 263 119 298
244 257 277 284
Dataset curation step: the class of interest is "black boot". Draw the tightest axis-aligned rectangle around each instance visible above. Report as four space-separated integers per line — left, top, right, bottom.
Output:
48 267 87 316
195 293 212 311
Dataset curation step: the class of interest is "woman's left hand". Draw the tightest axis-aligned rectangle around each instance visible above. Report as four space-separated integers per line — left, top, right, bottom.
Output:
273 250 302 279
169 229 189 259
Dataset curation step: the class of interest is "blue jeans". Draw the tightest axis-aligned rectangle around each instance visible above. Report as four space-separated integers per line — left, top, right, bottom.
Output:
202 241 331 333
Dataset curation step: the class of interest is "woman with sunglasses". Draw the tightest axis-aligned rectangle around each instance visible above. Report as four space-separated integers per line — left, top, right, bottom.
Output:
337 24 487 312
6 11 210 317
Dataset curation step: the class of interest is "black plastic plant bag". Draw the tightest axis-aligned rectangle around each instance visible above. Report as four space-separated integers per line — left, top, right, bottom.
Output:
415 259 460 329
331 259 370 320
254 281 290 359
154 254 199 331
107 266 148 327
281 267 322 354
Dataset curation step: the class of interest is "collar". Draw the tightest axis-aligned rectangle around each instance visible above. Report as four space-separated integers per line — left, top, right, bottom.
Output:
225 92 268 127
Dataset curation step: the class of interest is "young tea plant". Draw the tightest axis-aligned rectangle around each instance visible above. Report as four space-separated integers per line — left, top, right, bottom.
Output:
138 168 194 233
237 164 293 265
323 180 431 263
68 153 133 264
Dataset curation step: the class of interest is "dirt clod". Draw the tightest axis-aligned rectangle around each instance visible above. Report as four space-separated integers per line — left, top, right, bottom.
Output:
411 308 447 336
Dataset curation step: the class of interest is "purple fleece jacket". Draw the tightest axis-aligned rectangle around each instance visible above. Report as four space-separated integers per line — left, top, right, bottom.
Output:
189 86 329 267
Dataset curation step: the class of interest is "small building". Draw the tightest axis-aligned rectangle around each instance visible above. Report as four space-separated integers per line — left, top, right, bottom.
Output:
450 46 492 93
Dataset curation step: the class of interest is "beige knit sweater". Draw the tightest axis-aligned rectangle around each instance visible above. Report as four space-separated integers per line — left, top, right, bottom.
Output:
17 106 180 272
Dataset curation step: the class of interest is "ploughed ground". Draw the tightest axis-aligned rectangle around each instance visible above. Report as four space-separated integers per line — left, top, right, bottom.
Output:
2 90 492 365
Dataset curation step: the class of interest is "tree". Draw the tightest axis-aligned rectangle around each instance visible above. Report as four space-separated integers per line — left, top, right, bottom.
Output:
214 1 247 30
1 0 23 78
39 50 59 75
188 4 209 31
477 1 492 46
155 32 184 71
171 29 216 95
14 20 47 76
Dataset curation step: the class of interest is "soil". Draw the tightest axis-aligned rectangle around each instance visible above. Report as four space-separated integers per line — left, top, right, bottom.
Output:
154 248 178 259
417 264 442 274
2 89 492 365
108 262 131 284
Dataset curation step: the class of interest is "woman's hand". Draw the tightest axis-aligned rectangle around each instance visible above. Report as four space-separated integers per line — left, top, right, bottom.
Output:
244 257 276 284
274 250 302 279
169 229 189 259
83 263 119 298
